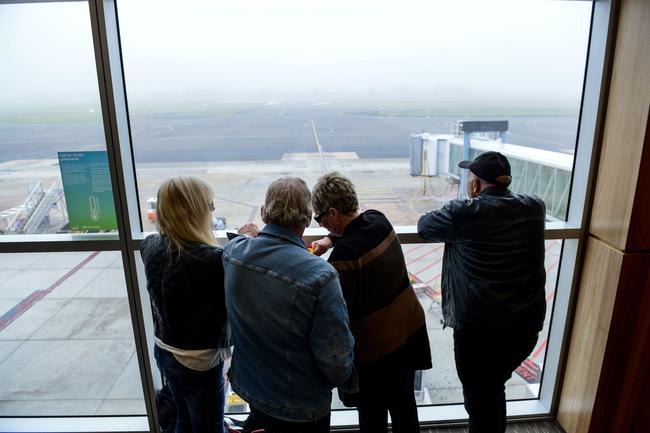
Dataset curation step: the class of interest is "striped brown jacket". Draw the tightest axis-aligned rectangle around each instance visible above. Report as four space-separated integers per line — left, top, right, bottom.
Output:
329 210 432 368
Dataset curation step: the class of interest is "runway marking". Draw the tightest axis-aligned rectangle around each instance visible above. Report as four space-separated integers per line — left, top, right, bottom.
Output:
413 257 443 276
546 289 556 302
532 338 548 361
406 244 444 265
310 120 326 173
404 244 428 255
425 272 442 285
546 240 561 252
546 258 560 274
0 251 100 332
515 329 550 384
281 152 358 161
410 274 441 302
515 359 542 383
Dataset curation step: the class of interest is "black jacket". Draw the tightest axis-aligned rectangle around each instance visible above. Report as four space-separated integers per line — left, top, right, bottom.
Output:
417 187 546 333
141 234 229 350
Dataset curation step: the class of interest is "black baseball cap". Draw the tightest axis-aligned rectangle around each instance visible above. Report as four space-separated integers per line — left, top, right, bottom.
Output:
459 151 512 186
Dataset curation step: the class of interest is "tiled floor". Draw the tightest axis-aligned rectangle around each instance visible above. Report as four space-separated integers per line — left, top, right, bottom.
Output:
421 420 565 432
0 251 146 416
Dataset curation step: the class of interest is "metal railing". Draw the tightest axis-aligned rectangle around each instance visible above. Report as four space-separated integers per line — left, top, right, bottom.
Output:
4 183 45 233
22 179 64 234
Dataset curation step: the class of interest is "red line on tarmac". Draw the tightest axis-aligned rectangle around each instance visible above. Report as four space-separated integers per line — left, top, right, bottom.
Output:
521 360 538 375
531 338 548 360
424 287 440 300
546 240 560 252
425 272 442 285
546 259 560 274
404 243 428 256
0 291 40 323
407 244 444 265
0 251 100 332
0 291 47 331
413 257 443 276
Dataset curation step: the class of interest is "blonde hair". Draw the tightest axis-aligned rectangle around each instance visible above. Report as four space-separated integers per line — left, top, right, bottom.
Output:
156 176 215 250
261 177 312 229
312 172 358 214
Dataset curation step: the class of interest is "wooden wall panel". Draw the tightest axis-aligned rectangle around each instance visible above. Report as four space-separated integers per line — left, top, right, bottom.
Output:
626 105 650 251
558 2 650 432
557 237 623 433
589 0 650 250
589 252 650 433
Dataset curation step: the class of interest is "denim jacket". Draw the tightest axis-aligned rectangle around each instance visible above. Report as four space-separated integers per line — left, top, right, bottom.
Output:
222 224 357 422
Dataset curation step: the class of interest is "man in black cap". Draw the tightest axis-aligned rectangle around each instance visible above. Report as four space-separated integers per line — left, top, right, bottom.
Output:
417 151 546 433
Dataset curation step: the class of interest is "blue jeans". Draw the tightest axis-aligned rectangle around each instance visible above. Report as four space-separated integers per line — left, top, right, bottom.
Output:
155 345 225 433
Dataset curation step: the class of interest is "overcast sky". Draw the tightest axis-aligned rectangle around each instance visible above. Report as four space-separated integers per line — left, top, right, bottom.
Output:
0 0 592 110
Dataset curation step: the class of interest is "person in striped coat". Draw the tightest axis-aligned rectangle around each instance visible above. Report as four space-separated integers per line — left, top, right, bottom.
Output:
311 172 432 433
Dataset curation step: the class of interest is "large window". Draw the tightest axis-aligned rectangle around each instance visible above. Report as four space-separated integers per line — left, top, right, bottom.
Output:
116 0 591 231
0 0 144 424
116 0 591 423
0 0 615 431
0 2 118 236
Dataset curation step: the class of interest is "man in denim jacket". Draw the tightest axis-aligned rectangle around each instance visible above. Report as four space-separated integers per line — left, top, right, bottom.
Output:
223 177 357 433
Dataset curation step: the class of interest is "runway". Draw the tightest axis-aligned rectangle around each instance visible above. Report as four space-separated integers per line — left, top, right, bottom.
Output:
0 103 579 163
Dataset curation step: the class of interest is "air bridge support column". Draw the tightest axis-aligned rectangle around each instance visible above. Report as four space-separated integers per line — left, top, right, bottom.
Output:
459 132 471 198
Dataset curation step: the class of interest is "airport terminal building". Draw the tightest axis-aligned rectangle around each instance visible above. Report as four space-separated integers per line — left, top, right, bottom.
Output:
0 0 648 432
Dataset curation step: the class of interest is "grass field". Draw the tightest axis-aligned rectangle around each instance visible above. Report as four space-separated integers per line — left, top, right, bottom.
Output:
0 100 579 124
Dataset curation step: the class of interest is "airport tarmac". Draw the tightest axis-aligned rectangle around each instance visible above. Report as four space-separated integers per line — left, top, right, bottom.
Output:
0 154 559 415
0 104 578 165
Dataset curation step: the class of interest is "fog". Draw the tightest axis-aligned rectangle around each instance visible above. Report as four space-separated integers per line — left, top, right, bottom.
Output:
0 0 592 112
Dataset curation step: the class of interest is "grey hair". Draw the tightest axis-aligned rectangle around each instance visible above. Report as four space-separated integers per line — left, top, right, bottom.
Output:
312 172 359 215
261 177 312 228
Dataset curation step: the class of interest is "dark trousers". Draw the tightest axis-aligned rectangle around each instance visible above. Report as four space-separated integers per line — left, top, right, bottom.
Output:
243 406 330 433
453 328 538 433
154 345 225 433
356 360 420 433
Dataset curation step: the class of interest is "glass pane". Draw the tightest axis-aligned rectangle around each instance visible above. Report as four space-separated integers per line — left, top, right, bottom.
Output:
116 0 591 230
404 240 562 404
0 3 118 236
0 252 145 415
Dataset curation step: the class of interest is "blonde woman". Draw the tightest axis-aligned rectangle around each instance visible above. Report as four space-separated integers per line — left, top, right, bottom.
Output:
141 176 229 433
